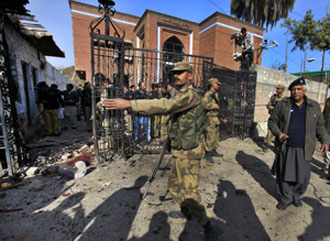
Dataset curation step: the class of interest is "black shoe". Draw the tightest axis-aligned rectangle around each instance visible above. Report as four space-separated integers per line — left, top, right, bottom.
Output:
205 153 215 163
276 202 290 211
180 206 192 220
53 132 61 136
210 149 223 157
168 211 186 219
203 221 221 241
293 199 303 207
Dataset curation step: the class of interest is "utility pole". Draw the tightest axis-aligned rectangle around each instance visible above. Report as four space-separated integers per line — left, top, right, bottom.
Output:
285 35 288 73
303 43 308 73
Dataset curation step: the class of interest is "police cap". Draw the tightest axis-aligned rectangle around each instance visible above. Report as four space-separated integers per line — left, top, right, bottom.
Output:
288 77 306 90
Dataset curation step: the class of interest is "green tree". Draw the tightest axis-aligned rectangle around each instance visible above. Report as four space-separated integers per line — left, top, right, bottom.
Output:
281 10 317 72
230 0 295 30
310 13 330 80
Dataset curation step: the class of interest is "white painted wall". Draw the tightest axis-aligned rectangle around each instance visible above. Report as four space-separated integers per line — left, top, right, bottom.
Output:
4 23 71 131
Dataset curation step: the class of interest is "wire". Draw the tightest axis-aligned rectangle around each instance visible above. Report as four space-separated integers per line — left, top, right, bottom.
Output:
207 0 225 13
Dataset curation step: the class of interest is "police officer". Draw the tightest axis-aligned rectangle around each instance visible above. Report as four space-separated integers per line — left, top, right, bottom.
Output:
102 62 220 241
263 84 285 152
203 78 226 163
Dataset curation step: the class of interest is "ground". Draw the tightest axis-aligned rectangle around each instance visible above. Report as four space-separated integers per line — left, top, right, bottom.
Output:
1 121 330 241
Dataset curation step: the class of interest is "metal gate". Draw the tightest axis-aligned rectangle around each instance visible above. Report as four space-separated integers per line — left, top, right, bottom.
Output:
0 23 24 176
90 1 256 163
203 61 257 140
90 1 213 163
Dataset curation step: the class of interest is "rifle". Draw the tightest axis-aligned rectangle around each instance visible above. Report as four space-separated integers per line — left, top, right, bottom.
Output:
210 92 226 122
142 137 170 199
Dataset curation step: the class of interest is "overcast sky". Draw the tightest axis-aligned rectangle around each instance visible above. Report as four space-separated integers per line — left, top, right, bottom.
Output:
27 0 330 74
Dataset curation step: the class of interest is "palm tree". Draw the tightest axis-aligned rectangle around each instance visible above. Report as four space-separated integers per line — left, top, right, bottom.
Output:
230 0 296 30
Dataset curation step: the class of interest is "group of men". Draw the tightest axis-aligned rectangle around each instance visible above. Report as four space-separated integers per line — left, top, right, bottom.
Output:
37 82 92 136
265 78 329 211
102 61 329 240
122 81 178 143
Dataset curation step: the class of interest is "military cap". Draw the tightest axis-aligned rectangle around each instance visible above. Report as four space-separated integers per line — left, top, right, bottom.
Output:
170 62 193 72
151 83 159 89
276 84 284 89
288 77 306 90
208 78 220 85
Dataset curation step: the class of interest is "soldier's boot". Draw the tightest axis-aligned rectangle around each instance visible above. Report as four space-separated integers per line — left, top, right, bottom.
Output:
263 143 269 153
210 149 223 158
169 206 192 220
205 152 215 163
203 221 222 241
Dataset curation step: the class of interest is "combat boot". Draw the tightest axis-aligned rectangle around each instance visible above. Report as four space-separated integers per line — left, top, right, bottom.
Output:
205 152 215 163
210 149 223 157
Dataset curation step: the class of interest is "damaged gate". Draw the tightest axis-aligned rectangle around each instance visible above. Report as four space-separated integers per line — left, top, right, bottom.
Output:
90 1 213 163
203 61 257 140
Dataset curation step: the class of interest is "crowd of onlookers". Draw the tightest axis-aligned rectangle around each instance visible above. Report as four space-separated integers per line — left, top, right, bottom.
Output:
33 80 176 141
35 81 92 137
122 81 177 143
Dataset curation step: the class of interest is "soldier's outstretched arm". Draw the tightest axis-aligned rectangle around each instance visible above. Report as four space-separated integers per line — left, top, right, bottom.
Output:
102 98 131 109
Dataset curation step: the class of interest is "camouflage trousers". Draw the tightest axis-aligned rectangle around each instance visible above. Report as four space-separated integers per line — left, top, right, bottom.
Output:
153 115 161 138
168 156 210 225
205 124 219 152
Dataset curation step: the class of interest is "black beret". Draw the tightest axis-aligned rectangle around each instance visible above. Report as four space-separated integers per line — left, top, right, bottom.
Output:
288 77 306 90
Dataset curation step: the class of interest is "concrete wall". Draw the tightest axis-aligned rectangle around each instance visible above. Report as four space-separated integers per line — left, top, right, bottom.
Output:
254 65 328 137
4 23 72 137
43 62 71 91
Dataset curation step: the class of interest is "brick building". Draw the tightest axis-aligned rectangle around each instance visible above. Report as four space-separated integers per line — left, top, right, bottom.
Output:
69 0 264 83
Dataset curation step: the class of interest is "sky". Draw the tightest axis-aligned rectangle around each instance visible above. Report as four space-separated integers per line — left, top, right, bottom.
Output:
26 0 330 74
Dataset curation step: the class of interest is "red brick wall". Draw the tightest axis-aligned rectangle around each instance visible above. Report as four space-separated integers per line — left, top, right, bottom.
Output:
70 1 264 80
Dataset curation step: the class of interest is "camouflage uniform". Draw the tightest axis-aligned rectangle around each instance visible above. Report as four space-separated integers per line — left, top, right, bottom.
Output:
160 87 178 142
131 83 210 225
264 85 285 145
203 79 220 153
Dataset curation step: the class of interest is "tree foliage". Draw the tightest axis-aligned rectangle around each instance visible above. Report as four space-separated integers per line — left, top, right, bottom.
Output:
311 13 330 52
230 0 295 30
281 10 317 52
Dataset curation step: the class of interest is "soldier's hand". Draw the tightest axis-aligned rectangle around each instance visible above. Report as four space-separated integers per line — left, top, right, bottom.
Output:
279 133 288 143
215 104 219 109
102 98 131 110
221 118 228 124
321 144 329 154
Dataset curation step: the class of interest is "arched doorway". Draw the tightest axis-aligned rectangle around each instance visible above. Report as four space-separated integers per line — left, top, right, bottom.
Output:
162 36 185 82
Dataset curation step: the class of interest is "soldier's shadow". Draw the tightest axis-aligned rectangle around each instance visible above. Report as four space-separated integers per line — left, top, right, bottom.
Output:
128 211 173 241
297 197 330 241
236 150 277 200
178 180 270 241
77 175 148 241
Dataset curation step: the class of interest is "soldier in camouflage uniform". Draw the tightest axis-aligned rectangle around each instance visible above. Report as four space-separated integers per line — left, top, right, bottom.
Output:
263 84 285 152
102 62 220 241
203 78 227 163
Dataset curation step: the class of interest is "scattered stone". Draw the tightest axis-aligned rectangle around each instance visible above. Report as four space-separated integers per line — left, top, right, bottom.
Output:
74 161 87 179
57 165 76 179
26 167 39 177
78 144 90 153
40 166 59 176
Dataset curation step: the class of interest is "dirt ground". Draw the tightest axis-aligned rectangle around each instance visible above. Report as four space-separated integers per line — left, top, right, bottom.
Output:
1 120 330 241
